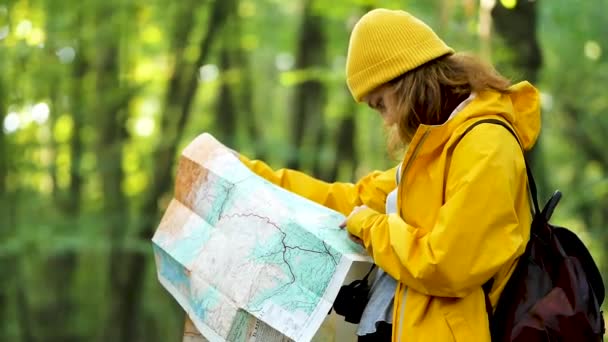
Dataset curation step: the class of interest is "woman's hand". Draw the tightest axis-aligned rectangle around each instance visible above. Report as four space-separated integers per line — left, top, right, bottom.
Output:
340 205 368 246
347 233 364 246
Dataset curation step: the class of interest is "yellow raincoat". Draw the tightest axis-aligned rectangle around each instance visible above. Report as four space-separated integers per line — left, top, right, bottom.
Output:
239 81 541 341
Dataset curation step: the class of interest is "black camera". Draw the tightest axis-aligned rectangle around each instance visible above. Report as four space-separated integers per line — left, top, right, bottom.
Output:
332 265 375 324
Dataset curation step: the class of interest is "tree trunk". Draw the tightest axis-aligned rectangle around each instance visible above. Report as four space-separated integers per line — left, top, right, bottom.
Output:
288 0 327 177
326 7 373 183
67 31 87 217
112 1 235 340
327 96 358 182
48 81 60 203
40 1 64 205
230 7 264 159
16 259 34 342
240 67 262 157
215 42 237 147
0 66 9 342
491 2 542 83
4 189 33 342
32 3 83 341
0 78 5 197
97 19 127 279
491 0 548 201
93 2 144 341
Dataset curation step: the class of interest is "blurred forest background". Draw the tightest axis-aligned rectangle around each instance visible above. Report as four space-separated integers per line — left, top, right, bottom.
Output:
1 0 607 341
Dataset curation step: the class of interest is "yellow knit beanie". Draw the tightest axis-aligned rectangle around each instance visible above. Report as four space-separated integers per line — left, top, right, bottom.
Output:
346 9 454 102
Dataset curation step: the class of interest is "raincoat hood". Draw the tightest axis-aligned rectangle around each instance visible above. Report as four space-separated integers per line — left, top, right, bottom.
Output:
414 81 541 155
471 81 541 150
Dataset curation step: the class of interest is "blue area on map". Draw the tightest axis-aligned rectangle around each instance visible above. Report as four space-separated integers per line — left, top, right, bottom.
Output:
190 285 221 321
168 220 215 265
155 245 190 291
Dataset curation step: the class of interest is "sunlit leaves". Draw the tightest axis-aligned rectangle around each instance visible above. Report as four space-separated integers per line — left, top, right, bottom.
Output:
500 0 517 9
241 33 259 51
53 114 73 143
278 67 330 86
123 170 148 196
141 24 163 44
133 117 155 137
123 145 148 196
3 112 20 133
584 40 602 61
275 52 295 71
55 146 71 188
238 0 256 18
0 26 8 41
55 46 75 63
3 103 51 134
15 19 31 37
133 59 167 82
198 64 219 82
8 2 46 47
31 102 50 124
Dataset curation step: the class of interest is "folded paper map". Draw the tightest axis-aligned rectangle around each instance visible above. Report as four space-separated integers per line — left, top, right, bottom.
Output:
152 133 372 342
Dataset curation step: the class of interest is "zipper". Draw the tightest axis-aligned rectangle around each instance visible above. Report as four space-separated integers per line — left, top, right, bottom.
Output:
395 128 430 341
396 286 408 341
398 128 431 217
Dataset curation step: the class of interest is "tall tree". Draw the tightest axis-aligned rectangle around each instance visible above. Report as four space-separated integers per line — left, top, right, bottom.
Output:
95 0 128 236
0 9 24 339
0 56 9 342
96 0 145 340
288 0 328 178
0 75 6 200
47 71 60 203
238 58 262 159
31 2 86 340
0 82 5 198
491 0 548 199
215 39 238 147
328 96 358 182
230 6 263 159
66 9 87 216
326 5 374 183
492 1 542 83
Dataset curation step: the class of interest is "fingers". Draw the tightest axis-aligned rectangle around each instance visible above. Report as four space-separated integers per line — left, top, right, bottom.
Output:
340 205 369 229
341 219 362 246
351 205 365 215
348 234 364 246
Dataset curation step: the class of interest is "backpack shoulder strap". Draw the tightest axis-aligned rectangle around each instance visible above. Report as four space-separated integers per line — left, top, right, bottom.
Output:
459 118 541 216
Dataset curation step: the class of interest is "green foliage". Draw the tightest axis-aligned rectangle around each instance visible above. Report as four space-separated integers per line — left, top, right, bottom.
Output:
0 0 606 341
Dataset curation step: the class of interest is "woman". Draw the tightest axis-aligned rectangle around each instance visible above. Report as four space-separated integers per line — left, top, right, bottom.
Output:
239 8 540 341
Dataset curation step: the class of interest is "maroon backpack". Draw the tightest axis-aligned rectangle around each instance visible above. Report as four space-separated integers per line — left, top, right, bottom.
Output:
465 119 606 341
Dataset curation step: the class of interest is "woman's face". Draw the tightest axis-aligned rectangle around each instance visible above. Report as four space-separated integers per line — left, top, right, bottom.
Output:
363 84 399 126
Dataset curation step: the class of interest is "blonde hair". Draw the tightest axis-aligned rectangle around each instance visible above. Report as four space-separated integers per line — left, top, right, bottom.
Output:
386 53 512 154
